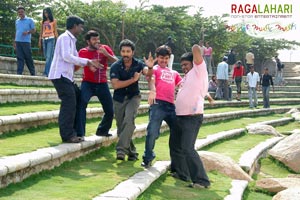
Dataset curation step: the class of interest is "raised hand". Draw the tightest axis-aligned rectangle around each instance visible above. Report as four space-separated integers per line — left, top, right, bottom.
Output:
144 52 157 69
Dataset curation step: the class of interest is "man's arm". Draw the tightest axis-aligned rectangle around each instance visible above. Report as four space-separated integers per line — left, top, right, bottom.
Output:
98 46 118 63
192 44 204 65
111 72 141 90
147 76 156 105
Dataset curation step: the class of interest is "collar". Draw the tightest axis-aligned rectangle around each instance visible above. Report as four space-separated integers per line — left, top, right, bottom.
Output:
66 30 76 41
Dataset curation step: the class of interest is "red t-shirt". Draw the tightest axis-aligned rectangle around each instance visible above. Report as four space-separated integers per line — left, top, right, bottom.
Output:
78 45 115 83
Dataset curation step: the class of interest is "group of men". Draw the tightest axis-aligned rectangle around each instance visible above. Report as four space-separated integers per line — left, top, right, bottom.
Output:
215 51 274 109
47 15 211 189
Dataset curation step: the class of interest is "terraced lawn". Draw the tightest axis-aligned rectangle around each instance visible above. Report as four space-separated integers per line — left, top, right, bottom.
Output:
0 113 292 200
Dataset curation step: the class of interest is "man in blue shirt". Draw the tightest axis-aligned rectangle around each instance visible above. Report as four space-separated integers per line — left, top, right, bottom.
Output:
14 6 36 75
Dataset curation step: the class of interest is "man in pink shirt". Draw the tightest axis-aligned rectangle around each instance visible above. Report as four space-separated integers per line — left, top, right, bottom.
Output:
141 45 182 168
171 44 211 189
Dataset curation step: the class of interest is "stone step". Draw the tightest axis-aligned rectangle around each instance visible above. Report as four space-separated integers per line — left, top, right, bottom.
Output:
0 108 292 189
1 101 297 135
1 87 300 104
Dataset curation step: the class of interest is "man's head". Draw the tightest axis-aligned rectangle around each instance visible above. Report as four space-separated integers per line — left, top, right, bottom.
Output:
199 40 204 46
85 30 100 50
250 65 255 73
223 56 228 62
155 45 171 68
66 16 84 36
264 67 269 74
119 39 135 62
17 6 25 19
180 52 193 74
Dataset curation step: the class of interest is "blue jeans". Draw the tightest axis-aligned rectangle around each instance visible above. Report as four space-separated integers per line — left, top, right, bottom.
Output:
16 42 35 75
75 81 113 137
42 38 55 76
143 100 177 163
262 86 270 108
248 87 257 108
170 115 210 186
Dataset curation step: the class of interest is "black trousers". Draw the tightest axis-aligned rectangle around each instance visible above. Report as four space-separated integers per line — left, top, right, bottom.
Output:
51 76 80 141
16 42 35 75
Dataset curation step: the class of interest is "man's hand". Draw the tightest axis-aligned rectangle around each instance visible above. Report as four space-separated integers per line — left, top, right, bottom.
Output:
88 59 103 69
148 91 156 105
132 71 141 82
144 52 157 69
98 46 109 56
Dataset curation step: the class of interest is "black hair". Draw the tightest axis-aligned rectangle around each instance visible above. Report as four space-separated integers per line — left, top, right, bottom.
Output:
42 7 54 23
180 52 193 63
119 39 135 51
155 45 171 57
66 16 84 30
17 6 25 11
85 30 99 41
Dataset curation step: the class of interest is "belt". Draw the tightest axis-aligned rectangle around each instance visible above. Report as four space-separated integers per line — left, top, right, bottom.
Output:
43 36 55 40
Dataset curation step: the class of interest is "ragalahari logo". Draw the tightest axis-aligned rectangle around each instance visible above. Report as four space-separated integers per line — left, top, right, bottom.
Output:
227 4 296 37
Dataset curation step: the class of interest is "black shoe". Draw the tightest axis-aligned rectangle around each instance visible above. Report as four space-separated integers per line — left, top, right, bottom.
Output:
141 160 152 168
63 136 82 143
128 155 139 161
128 153 139 161
116 153 125 161
96 129 112 137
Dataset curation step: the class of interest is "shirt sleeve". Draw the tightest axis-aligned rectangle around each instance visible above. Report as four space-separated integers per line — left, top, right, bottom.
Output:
110 64 119 79
61 35 89 66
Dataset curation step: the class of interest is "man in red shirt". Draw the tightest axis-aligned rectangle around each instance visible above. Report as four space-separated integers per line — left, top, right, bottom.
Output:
76 30 118 139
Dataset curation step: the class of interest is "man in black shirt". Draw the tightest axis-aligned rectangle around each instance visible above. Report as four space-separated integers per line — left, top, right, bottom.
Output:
110 39 155 161
260 67 274 108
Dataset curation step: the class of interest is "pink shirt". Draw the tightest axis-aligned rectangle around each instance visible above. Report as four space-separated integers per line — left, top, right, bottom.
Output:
175 61 208 115
204 47 212 56
153 65 182 104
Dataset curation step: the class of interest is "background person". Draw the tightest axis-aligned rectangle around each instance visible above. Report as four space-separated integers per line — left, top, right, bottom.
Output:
14 6 36 75
246 65 260 109
38 7 58 76
232 60 244 101
260 67 274 108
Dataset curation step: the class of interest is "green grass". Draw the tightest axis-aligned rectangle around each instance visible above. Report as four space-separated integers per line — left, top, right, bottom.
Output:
275 121 300 134
202 133 271 161
138 171 231 200
0 83 54 89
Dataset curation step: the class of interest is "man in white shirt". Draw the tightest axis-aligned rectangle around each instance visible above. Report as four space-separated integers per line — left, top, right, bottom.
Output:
48 16 100 143
246 65 260 108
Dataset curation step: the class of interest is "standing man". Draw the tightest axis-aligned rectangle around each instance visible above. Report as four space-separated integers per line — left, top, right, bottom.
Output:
232 61 244 101
14 6 36 75
227 49 236 75
110 39 155 161
76 30 118 138
170 44 211 189
48 16 100 143
245 49 254 75
216 56 229 101
260 67 274 108
142 45 182 168
246 65 260 108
